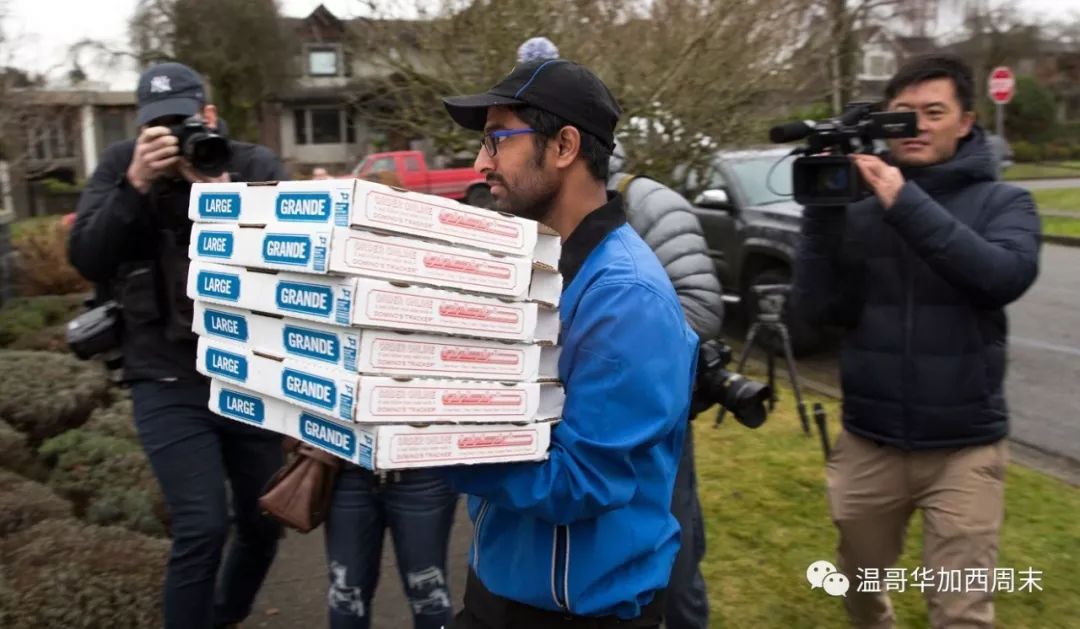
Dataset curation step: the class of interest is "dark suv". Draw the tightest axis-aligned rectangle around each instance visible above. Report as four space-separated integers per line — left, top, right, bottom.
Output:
683 148 824 354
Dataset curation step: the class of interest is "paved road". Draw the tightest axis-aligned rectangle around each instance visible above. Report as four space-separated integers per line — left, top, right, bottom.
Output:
1013 177 1080 190
1003 244 1080 468
726 244 1080 484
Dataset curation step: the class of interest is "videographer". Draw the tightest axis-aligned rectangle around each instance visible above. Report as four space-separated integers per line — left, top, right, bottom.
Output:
608 141 722 629
791 54 1041 628
68 62 287 629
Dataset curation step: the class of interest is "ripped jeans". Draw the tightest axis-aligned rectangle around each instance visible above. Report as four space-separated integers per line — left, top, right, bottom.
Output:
324 466 459 629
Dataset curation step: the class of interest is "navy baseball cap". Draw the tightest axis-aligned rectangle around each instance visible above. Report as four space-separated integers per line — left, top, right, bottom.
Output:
443 59 622 152
135 62 206 126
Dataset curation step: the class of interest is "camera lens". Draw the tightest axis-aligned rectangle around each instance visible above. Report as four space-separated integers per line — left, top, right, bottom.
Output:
188 135 231 177
817 166 848 193
718 372 771 428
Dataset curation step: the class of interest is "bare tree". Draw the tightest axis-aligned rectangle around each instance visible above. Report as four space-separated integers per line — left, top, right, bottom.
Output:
350 0 814 188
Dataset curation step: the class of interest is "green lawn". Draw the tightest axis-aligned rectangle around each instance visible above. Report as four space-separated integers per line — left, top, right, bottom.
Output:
1041 216 1080 239
1033 188 1080 213
694 385 1079 628
1003 162 1080 181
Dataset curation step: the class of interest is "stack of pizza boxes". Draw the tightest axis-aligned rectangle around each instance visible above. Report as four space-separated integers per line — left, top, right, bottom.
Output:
185 177 564 471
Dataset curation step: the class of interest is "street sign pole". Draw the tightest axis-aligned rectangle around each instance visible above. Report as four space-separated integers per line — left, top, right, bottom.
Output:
988 66 1015 139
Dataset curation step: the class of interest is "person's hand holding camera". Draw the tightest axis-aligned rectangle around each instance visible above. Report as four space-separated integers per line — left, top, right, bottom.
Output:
852 154 905 210
127 126 180 194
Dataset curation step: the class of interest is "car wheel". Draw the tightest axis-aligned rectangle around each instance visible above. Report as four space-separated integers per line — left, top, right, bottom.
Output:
466 186 493 208
742 267 823 356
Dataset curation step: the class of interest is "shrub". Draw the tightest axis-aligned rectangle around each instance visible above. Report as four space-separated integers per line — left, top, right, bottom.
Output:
1044 143 1072 162
0 351 110 444
10 217 89 296
38 428 166 536
1010 140 1042 163
0 519 166 628
39 178 85 195
84 395 137 442
0 294 86 348
0 469 72 538
0 420 45 480
86 487 166 537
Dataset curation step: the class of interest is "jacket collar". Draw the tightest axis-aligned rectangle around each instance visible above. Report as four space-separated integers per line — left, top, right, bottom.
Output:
558 192 626 286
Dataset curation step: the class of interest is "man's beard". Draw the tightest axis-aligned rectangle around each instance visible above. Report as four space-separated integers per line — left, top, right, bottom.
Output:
489 150 557 223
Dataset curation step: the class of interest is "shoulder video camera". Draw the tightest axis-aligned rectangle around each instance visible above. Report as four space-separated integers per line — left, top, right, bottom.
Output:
769 102 917 206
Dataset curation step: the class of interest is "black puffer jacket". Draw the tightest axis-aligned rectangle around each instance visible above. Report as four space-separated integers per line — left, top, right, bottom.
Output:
607 169 724 341
792 126 1041 450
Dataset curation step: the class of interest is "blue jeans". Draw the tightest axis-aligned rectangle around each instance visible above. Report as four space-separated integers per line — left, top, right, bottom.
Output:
324 466 459 629
131 379 283 629
665 428 709 629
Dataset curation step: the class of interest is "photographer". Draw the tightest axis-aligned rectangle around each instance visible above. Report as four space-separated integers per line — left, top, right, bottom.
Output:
68 62 287 629
609 141 722 629
791 54 1040 628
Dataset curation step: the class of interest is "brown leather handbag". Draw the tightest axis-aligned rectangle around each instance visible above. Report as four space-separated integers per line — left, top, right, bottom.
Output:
258 437 342 533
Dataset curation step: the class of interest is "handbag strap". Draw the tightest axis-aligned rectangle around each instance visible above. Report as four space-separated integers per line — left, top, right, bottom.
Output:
297 442 344 470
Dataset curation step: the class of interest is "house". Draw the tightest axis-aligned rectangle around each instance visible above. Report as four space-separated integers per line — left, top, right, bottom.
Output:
1 85 137 220
852 27 938 100
264 4 433 178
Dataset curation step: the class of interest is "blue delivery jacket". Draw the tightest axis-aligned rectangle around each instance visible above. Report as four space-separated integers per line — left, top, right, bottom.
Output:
444 196 700 619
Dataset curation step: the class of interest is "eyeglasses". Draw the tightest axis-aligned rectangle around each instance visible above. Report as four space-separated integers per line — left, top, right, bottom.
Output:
481 128 536 157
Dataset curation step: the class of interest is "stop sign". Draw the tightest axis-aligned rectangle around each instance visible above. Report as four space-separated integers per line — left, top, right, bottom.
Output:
988 67 1015 104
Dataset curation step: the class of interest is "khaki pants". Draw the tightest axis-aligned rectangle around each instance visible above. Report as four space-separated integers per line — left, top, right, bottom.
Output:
826 430 1008 629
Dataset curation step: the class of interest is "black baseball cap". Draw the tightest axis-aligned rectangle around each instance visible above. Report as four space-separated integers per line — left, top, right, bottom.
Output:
135 62 207 126
443 59 622 152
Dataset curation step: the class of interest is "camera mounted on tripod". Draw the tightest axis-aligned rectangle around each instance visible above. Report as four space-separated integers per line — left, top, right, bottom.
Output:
769 101 918 206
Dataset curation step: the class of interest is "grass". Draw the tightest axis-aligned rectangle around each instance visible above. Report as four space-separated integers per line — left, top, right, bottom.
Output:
1032 188 1080 213
1040 216 1080 239
693 382 1079 628
1003 162 1080 181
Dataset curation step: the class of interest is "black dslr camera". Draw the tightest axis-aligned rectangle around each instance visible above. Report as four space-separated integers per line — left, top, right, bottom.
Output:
695 339 771 429
769 102 917 206
169 115 231 177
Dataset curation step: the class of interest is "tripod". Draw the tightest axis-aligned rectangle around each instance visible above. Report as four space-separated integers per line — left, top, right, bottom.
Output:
717 284 812 437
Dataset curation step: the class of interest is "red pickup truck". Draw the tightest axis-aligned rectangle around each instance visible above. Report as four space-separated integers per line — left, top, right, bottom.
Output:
350 150 492 207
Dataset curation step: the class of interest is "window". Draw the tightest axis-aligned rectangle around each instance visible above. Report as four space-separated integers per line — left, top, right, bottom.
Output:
294 109 307 145
293 107 359 145
310 108 342 144
862 51 895 79
308 47 340 76
100 109 132 148
29 117 74 161
403 156 422 172
368 157 395 173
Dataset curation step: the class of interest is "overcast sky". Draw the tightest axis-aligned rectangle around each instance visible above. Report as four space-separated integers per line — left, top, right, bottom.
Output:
2 0 1078 90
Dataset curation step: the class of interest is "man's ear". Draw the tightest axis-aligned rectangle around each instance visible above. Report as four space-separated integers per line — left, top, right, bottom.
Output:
553 125 581 169
958 110 975 138
203 104 219 129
